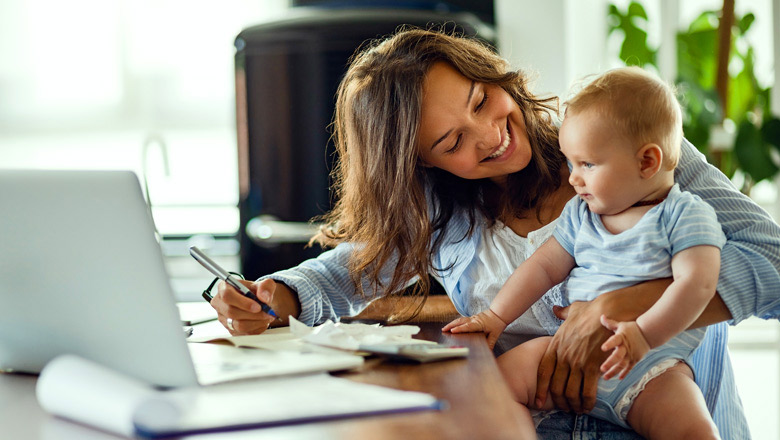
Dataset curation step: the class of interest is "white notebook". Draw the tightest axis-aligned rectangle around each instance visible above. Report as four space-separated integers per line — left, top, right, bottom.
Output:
37 355 442 438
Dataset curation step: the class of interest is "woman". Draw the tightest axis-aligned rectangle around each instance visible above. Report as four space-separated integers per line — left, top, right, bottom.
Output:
211 28 780 438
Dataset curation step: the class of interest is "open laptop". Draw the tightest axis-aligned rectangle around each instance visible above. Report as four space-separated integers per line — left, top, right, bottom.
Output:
0 169 362 387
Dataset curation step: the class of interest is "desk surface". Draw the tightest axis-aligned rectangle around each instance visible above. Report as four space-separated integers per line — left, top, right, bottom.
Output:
0 323 528 439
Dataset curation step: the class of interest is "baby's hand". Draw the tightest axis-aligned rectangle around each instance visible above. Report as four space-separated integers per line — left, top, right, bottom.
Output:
442 309 508 350
599 315 651 380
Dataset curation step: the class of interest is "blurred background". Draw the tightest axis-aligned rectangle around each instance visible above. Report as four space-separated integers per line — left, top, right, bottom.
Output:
0 0 777 437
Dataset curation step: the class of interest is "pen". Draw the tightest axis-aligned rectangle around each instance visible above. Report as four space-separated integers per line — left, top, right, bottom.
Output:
189 246 279 319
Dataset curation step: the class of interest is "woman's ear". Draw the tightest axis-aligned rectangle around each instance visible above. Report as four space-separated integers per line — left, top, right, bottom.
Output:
637 143 663 179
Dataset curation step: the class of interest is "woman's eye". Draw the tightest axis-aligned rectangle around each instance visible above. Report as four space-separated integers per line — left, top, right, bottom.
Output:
583 162 594 169
445 134 462 154
475 90 489 111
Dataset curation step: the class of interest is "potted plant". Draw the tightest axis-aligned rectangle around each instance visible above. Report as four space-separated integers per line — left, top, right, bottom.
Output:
608 1 780 194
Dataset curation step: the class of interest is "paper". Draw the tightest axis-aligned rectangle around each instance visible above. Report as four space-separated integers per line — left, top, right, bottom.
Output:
36 355 442 438
133 372 442 438
188 324 295 346
176 302 218 326
189 318 431 353
187 342 363 385
289 317 423 350
187 325 343 358
36 355 156 437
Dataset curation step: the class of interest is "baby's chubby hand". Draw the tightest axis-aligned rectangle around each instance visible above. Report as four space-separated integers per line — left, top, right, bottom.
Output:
442 308 509 350
599 315 651 380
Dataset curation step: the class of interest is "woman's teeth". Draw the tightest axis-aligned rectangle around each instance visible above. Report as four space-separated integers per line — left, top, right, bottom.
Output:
487 130 511 159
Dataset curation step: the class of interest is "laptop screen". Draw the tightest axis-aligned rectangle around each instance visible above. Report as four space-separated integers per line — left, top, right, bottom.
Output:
0 170 198 387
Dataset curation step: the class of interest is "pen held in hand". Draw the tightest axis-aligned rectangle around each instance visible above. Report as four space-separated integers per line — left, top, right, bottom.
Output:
189 246 279 319
224 275 279 319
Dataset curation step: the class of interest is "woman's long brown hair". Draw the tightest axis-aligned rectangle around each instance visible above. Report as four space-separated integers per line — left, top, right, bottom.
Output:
311 28 563 318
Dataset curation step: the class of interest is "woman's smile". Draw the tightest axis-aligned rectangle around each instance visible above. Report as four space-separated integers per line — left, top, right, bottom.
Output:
417 62 532 181
482 122 514 162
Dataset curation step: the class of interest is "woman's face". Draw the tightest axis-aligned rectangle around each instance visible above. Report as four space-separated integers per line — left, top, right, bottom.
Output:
417 62 533 185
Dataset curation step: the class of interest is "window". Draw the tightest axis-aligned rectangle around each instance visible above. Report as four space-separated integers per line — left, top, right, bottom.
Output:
0 0 291 236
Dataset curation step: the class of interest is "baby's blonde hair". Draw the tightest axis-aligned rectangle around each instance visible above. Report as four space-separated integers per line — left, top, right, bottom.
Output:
565 66 683 170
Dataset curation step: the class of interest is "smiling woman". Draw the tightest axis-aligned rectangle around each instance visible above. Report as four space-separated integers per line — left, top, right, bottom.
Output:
207 27 780 439
417 62 532 183
316 29 571 308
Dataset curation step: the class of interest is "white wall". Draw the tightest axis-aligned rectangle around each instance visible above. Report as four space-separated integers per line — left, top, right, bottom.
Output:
495 0 609 101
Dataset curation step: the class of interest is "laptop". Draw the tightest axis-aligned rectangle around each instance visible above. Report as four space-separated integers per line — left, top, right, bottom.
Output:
0 169 362 387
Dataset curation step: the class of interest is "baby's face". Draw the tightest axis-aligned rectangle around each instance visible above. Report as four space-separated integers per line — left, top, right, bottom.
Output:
559 110 645 215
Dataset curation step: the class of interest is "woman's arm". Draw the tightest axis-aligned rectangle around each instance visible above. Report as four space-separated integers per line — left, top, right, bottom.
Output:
354 295 460 323
533 279 733 413
676 139 780 323
209 242 393 334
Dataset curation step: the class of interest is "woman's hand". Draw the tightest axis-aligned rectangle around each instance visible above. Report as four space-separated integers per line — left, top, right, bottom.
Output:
209 278 279 335
599 316 651 380
442 309 508 350
533 302 611 413
534 279 672 413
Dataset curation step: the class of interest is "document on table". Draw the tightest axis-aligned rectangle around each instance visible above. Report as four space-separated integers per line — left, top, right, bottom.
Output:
37 355 443 438
177 302 218 326
189 317 433 351
188 318 468 363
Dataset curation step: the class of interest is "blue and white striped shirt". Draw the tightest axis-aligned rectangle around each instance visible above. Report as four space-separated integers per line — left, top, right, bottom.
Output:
554 184 726 302
263 139 779 439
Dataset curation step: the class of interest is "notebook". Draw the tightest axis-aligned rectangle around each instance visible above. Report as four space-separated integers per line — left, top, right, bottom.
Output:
0 169 362 387
37 354 441 438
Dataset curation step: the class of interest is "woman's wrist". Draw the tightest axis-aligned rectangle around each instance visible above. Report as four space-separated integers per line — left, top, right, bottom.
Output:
596 278 671 321
596 278 732 330
690 293 732 328
270 280 301 325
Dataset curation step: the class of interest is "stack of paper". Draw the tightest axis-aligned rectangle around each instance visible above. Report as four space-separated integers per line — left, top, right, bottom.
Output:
37 355 442 438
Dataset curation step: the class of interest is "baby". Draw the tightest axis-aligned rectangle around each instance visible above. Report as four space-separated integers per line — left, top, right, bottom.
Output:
444 66 724 439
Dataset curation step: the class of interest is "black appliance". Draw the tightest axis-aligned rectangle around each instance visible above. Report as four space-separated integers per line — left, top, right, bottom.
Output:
235 6 494 279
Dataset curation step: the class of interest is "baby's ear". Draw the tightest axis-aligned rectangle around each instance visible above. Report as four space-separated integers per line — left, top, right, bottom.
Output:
637 143 663 179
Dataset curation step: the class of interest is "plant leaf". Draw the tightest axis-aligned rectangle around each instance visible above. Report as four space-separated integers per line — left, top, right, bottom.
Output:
762 118 780 152
627 1 648 20
734 120 779 182
688 10 718 32
737 13 755 34
677 28 718 88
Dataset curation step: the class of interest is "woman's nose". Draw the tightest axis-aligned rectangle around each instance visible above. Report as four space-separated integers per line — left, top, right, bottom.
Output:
474 119 501 151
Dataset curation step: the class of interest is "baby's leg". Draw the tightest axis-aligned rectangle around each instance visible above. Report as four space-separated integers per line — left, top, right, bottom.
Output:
627 362 720 439
496 336 554 439
497 336 556 411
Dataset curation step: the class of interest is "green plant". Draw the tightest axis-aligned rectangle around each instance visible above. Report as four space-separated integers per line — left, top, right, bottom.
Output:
608 1 780 193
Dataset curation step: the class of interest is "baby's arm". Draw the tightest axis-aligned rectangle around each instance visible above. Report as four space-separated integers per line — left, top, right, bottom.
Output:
443 237 575 349
600 244 721 379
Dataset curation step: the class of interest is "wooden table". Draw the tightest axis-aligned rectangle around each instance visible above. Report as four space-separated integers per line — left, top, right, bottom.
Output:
0 322 529 439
